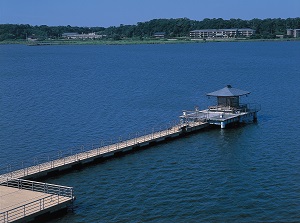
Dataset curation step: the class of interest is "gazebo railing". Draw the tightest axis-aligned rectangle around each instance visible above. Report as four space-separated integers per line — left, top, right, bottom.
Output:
208 103 260 113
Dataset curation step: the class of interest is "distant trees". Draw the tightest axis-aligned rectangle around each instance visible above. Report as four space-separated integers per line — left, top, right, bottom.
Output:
102 17 300 39
0 24 105 41
1 17 300 41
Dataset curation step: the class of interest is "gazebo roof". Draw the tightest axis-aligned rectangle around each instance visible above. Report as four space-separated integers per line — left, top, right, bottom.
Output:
206 85 250 97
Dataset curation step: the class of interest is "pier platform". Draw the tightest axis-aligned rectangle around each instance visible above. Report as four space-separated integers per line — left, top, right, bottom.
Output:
181 103 260 129
0 178 74 223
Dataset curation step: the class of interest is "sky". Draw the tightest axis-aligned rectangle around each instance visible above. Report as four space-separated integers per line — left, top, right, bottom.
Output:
0 0 299 27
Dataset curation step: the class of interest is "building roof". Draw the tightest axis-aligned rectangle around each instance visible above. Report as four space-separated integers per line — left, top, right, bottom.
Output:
62 32 79 36
153 32 166 35
190 28 255 32
236 28 255 31
206 85 250 97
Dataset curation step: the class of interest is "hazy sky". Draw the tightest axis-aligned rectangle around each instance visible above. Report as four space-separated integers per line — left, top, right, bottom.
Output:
1 0 299 27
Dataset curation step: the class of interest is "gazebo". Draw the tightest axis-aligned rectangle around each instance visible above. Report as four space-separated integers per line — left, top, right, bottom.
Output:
180 85 260 129
206 85 250 110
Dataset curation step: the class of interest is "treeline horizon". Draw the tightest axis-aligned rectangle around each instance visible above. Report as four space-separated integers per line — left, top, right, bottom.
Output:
1 17 300 41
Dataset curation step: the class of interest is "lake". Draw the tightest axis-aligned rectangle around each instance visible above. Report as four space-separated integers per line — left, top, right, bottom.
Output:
0 41 300 222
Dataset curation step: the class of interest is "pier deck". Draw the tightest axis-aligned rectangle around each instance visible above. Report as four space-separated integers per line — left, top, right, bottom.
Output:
0 121 208 181
0 178 74 223
181 104 260 129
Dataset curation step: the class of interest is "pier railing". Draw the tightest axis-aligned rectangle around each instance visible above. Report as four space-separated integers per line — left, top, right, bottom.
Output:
208 103 261 113
0 119 206 180
0 177 74 198
180 110 208 122
0 178 74 223
0 121 176 178
246 103 261 112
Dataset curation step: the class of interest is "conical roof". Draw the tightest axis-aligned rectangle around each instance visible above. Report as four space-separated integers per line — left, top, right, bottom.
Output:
206 85 250 97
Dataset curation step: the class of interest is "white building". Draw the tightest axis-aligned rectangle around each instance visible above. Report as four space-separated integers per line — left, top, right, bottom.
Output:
62 32 106 39
286 29 300 38
153 32 166 38
190 28 255 39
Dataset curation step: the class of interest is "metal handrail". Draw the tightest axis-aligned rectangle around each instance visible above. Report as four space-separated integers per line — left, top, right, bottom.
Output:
208 103 261 113
0 177 73 198
246 103 261 112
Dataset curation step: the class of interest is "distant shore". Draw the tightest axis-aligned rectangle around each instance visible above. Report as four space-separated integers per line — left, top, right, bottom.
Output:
0 38 299 46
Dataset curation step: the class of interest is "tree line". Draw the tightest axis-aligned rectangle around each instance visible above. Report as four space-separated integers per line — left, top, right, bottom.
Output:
1 17 300 41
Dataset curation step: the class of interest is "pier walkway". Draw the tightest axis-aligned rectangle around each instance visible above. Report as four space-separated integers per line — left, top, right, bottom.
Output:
0 121 207 223
0 121 208 181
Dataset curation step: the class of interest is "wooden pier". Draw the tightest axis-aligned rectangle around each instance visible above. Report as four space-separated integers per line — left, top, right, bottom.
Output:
0 121 207 222
0 85 260 222
0 121 208 181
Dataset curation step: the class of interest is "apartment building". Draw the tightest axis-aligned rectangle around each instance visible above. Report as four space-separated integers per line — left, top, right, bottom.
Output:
286 29 300 38
62 32 105 39
190 28 255 39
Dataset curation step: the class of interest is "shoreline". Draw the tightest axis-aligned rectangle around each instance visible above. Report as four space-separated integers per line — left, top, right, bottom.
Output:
0 38 299 46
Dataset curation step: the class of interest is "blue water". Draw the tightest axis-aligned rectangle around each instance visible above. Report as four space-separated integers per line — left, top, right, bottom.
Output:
1 42 300 222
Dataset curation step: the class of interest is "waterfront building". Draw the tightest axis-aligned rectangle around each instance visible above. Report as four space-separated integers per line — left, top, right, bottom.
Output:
286 29 300 38
190 28 255 39
153 32 166 38
62 32 106 39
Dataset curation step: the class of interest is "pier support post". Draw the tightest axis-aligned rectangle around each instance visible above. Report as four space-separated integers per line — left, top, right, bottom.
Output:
253 112 257 122
221 122 226 129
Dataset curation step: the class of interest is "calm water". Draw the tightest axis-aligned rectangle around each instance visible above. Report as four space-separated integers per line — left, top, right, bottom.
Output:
1 42 300 222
